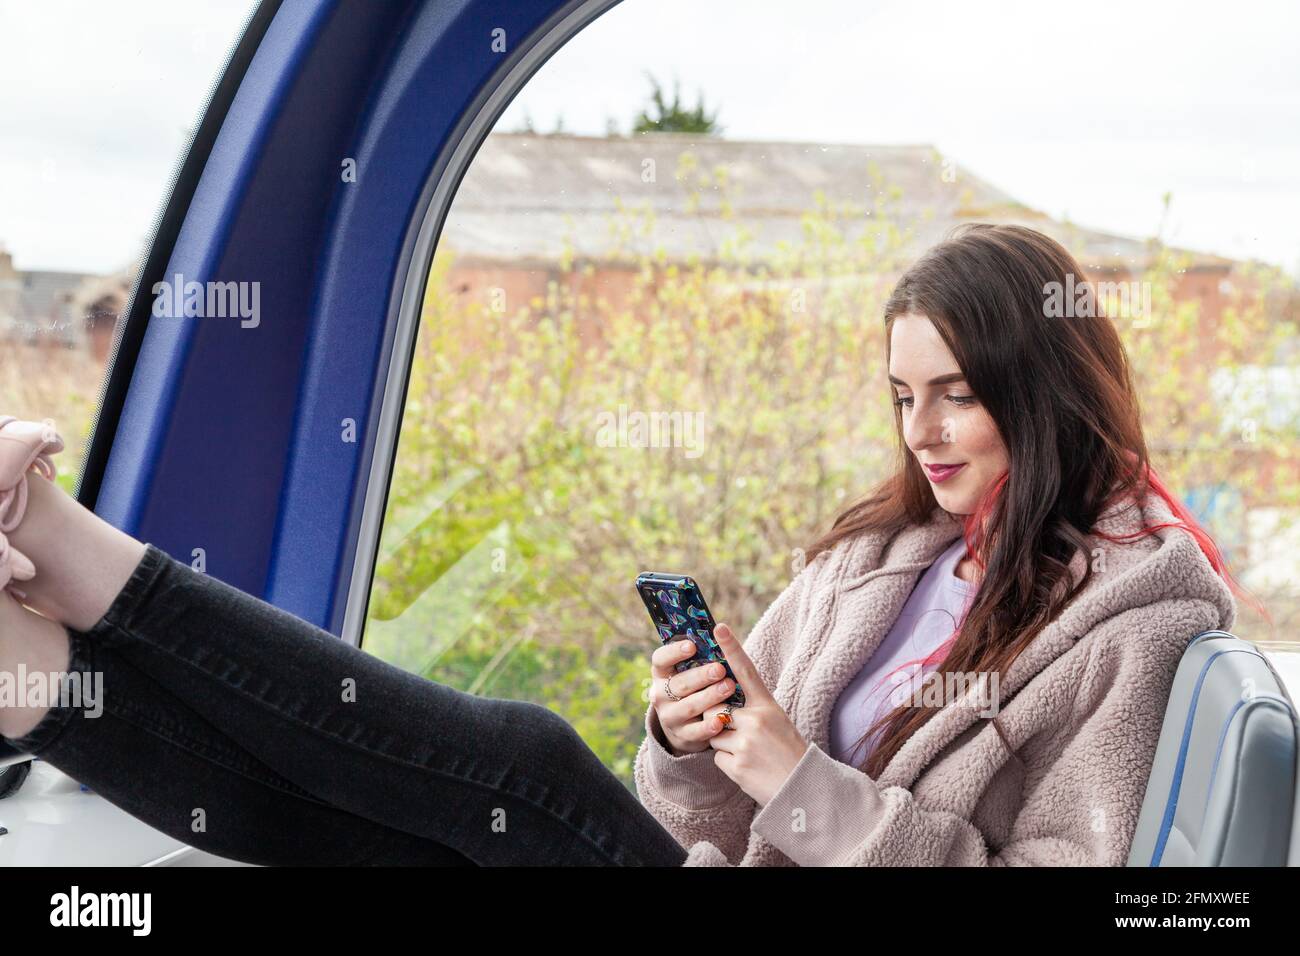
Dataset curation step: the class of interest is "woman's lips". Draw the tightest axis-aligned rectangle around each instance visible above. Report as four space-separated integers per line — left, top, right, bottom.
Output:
924 462 966 482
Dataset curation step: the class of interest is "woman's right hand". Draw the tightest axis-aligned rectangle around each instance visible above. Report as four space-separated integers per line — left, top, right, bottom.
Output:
649 637 735 755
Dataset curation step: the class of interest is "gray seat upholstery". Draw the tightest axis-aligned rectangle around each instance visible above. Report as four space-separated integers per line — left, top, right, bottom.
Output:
1128 630 1299 866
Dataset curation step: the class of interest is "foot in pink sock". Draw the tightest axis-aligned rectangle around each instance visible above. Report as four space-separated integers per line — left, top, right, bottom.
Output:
0 416 65 597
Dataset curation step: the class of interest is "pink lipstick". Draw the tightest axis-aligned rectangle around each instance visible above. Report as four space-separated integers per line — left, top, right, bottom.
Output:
924 462 966 482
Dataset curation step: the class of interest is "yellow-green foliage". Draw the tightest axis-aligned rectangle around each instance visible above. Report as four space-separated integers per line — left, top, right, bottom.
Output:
361 160 1299 790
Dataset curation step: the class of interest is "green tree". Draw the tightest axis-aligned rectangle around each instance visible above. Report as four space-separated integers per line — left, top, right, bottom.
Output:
632 72 722 135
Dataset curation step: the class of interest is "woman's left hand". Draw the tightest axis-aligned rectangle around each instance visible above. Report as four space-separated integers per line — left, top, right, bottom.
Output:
702 622 810 808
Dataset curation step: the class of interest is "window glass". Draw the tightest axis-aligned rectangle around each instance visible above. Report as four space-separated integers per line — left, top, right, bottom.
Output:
362 0 1300 786
0 0 258 489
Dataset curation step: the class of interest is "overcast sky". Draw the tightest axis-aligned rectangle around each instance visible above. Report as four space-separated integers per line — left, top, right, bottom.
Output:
2 0 1297 276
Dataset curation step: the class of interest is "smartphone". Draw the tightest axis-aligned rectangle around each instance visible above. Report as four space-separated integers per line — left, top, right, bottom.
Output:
635 571 745 707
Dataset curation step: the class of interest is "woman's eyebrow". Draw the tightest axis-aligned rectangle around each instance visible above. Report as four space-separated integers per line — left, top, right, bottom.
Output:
888 372 966 387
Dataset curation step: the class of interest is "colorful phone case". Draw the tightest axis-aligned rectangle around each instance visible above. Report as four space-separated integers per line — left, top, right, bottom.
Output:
635 571 745 707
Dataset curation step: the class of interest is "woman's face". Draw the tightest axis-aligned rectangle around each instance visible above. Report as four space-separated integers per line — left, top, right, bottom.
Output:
888 313 1009 516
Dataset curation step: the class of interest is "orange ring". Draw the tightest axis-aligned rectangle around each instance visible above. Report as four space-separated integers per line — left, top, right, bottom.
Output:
715 712 732 726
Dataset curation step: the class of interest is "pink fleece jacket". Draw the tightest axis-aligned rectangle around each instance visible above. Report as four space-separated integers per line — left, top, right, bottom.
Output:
632 487 1237 866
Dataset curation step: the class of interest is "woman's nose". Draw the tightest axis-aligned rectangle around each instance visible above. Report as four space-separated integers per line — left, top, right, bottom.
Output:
905 405 947 451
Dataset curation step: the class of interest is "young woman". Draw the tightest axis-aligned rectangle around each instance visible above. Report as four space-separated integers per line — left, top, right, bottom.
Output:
0 223 1256 867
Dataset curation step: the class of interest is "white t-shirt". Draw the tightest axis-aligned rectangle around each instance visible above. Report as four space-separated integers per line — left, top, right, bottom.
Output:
828 536 976 767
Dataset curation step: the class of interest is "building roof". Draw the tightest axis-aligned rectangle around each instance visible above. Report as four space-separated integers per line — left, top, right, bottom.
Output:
441 131 1234 272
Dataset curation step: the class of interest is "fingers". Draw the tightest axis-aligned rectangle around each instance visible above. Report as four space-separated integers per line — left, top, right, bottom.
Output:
710 623 764 701
652 643 724 696
650 635 699 678
658 667 733 711
655 672 736 740
668 689 735 747
699 707 731 746
649 628 746 750
671 710 728 747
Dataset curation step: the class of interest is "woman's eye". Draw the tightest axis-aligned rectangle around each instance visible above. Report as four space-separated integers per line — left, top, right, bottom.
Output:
892 394 976 409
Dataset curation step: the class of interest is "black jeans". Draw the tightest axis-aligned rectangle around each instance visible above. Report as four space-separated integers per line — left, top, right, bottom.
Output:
3 544 689 866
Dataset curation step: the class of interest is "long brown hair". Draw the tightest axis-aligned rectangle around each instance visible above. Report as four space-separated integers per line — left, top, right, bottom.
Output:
807 223 1266 779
